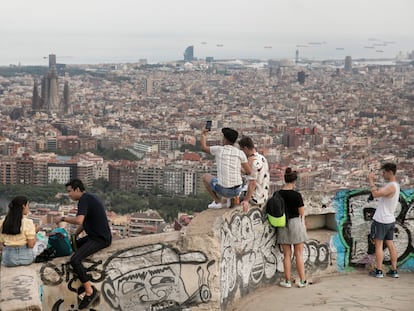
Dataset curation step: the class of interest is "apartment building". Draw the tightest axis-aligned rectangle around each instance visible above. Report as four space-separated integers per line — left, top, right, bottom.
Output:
0 157 17 184
77 161 94 187
47 163 77 184
129 210 166 237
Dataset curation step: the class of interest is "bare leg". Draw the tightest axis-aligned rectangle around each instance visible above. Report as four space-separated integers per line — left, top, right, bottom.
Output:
202 174 220 202
384 240 398 270
281 244 292 281
294 242 306 281
374 239 384 270
84 281 93 296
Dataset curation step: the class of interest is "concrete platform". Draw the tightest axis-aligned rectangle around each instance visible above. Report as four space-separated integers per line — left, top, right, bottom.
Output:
230 270 414 311
0 264 41 311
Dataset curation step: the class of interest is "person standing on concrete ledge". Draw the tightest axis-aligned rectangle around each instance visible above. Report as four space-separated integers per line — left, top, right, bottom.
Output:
54 179 112 309
201 126 251 209
238 136 270 212
277 168 308 288
0 196 36 267
368 162 400 279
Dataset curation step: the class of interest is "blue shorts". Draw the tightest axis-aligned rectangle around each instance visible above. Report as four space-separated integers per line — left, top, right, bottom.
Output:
370 220 395 241
1 245 34 267
210 177 242 198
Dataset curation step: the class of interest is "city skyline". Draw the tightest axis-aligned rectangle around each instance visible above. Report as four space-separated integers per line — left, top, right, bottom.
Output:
1 55 413 191
1 0 413 65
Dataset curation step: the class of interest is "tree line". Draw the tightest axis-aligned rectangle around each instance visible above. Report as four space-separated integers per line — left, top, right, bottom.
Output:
0 181 209 223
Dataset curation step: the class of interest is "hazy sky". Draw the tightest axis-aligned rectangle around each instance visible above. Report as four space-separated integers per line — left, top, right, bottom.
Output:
1 0 413 64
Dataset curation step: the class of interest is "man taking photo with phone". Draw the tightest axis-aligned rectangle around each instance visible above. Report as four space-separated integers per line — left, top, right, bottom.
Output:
368 162 400 279
201 125 251 209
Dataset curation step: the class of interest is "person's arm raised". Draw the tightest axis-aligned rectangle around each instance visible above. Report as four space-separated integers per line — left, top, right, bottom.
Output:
200 129 211 154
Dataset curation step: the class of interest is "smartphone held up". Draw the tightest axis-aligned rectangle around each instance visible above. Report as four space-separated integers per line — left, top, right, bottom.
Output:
205 120 212 131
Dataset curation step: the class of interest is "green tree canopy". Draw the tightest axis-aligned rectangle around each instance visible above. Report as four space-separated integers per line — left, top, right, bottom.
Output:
0 183 210 222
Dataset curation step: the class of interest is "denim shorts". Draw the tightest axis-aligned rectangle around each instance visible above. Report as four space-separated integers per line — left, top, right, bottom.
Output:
370 220 395 241
1 245 34 267
210 177 242 198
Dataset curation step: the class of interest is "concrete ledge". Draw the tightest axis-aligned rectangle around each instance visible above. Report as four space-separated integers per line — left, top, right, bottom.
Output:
2 187 410 310
185 206 340 310
0 209 341 311
306 213 337 230
0 264 42 311
0 232 183 311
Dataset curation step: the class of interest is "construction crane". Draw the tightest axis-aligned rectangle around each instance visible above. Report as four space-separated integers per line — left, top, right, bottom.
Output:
42 56 74 59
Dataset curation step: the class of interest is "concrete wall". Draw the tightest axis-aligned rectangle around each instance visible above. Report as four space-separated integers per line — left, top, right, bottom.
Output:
0 207 334 311
1 189 413 311
0 265 42 311
193 208 335 310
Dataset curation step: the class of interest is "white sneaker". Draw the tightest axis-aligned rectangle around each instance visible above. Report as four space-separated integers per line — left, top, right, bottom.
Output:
279 280 292 288
208 201 223 209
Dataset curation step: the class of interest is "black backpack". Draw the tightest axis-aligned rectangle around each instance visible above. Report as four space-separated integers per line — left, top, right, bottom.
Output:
265 190 287 227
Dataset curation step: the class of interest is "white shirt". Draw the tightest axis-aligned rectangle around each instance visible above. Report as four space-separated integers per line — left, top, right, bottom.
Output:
210 145 247 188
373 181 400 224
247 152 270 205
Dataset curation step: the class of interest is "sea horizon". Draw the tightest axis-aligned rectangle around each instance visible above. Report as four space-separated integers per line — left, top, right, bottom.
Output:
1 32 413 66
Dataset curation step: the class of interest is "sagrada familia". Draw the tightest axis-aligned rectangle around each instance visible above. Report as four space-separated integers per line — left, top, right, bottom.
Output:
32 54 71 115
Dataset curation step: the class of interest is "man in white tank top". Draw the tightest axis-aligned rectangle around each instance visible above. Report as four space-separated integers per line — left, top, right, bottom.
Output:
368 162 400 278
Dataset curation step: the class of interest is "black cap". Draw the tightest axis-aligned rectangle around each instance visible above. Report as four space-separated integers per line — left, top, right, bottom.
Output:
222 127 238 144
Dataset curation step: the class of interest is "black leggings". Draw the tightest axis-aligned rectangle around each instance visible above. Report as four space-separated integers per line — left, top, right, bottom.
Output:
70 236 111 283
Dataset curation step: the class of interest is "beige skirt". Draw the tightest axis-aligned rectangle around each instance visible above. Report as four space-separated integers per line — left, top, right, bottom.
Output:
276 217 308 244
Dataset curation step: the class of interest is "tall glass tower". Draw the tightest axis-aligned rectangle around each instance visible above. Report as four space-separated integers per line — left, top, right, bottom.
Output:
184 46 194 62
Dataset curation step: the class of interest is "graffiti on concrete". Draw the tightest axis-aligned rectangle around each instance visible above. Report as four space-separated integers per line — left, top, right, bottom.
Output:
220 208 278 306
1 275 34 302
333 189 414 271
303 239 331 271
39 258 106 310
40 258 105 288
101 243 214 311
220 208 330 308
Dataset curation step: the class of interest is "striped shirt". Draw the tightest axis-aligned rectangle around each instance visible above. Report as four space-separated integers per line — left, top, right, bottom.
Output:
210 145 247 188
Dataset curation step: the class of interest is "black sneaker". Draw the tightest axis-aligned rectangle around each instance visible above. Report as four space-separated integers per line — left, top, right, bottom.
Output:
78 286 99 309
369 268 383 278
386 269 399 278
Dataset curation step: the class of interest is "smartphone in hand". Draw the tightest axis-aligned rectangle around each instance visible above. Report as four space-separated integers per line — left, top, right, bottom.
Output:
205 120 212 131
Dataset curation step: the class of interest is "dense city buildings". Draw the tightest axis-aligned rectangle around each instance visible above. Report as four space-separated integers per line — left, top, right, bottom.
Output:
1 53 414 236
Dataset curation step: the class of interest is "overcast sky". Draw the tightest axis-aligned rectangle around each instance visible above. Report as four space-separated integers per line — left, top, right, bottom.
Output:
1 0 413 64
